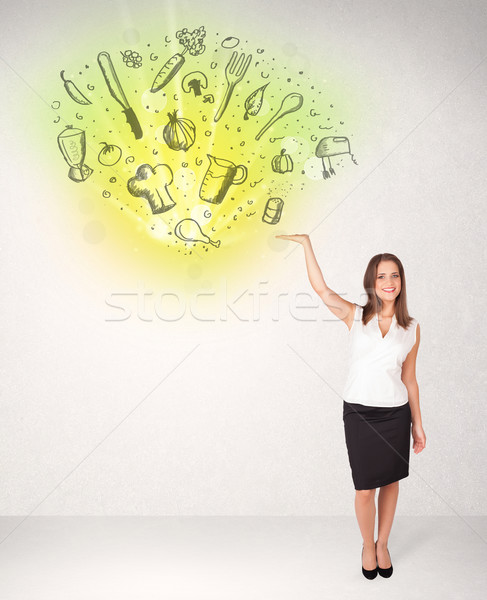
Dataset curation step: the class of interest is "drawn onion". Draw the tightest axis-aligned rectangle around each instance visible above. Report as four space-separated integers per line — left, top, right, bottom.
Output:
163 110 196 151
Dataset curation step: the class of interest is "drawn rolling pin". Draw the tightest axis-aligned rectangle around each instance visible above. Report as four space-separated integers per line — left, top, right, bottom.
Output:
97 51 143 140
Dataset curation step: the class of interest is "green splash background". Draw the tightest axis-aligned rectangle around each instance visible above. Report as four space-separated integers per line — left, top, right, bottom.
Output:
45 21 359 287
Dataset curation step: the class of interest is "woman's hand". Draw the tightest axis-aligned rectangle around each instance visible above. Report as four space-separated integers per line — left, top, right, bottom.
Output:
412 423 426 454
275 234 309 245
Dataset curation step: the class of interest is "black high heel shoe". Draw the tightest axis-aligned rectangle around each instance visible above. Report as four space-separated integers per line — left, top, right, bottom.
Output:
376 541 393 578
361 545 378 579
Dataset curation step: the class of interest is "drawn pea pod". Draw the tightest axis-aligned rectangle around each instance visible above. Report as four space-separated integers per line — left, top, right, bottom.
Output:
60 71 92 105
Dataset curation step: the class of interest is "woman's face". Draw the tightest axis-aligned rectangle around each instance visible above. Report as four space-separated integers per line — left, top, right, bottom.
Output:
375 260 401 303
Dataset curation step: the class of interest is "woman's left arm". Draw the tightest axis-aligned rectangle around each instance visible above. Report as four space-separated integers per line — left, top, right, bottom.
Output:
401 324 426 454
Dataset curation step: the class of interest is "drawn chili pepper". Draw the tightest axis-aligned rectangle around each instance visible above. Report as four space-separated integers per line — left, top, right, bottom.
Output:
60 71 92 105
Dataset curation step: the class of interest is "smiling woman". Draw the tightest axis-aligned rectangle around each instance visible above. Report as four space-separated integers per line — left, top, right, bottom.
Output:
275 235 426 579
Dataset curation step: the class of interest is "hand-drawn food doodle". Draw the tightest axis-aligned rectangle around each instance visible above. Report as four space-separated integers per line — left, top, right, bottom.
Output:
255 92 303 141
60 71 92 105
221 37 240 49
163 110 196 151
243 83 268 120
97 51 143 140
51 23 357 255
181 71 208 96
57 126 93 182
97 142 122 166
214 51 252 122
127 164 176 214
151 26 206 92
199 155 248 204
175 218 221 247
315 136 358 179
120 49 142 68
272 149 294 173
262 198 284 224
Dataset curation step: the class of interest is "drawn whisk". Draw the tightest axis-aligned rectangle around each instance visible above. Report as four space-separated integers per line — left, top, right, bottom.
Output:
214 51 252 123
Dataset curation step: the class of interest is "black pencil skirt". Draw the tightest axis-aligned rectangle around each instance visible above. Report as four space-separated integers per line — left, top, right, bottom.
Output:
343 400 412 490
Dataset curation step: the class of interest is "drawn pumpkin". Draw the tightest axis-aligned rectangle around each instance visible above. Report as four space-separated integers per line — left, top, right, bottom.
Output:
163 110 196 151
271 149 293 174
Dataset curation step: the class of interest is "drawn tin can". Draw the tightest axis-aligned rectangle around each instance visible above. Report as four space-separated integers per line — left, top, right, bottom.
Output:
262 197 284 224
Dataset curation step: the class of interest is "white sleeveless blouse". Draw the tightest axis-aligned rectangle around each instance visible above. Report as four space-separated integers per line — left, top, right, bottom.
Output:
342 304 419 408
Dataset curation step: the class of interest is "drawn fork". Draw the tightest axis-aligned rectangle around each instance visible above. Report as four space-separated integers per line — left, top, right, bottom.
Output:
214 51 252 123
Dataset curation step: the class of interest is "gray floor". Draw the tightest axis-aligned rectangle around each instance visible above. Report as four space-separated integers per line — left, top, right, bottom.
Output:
0 516 485 599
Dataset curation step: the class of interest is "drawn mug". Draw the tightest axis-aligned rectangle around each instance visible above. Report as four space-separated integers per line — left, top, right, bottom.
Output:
199 154 247 204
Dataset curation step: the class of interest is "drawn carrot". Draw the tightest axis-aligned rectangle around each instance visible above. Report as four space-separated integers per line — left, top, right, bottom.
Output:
151 54 186 92
151 26 206 93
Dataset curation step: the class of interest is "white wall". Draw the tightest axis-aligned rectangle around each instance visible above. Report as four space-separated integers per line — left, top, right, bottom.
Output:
1 0 486 515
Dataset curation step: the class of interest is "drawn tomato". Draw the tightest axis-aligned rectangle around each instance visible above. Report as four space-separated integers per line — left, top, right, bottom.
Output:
98 142 122 166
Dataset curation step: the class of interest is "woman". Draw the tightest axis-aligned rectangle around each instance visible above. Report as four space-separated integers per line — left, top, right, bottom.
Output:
276 234 426 579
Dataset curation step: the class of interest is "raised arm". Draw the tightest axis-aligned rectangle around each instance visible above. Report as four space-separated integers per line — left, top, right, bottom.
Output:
276 233 355 328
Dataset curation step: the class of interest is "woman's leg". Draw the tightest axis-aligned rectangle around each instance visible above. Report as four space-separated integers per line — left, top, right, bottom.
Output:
376 480 399 567
355 489 377 569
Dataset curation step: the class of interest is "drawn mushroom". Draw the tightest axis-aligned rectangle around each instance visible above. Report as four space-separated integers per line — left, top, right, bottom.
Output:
315 136 357 179
181 71 208 97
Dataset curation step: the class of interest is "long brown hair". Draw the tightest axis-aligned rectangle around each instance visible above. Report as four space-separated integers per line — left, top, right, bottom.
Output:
360 253 414 330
